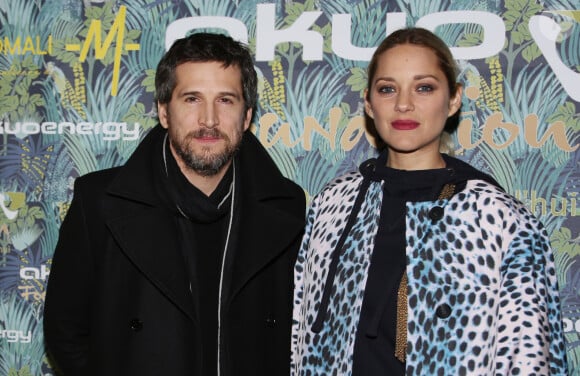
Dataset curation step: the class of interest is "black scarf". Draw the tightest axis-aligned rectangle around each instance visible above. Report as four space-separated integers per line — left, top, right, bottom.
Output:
154 132 240 375
160 133 233 223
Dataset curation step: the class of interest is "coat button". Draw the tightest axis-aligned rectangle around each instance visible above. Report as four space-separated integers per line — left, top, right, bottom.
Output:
428 206 444 222
265 315 277 328
435 304 452 319
129 318 143 331
360 159 377 175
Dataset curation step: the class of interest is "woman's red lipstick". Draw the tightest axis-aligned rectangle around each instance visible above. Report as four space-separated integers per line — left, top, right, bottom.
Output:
392 119 419 130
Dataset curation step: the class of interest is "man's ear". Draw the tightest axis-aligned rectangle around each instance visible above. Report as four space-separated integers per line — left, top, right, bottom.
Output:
448 84 463 117
158 102 169 129
364 89 374 119
243 108 252 131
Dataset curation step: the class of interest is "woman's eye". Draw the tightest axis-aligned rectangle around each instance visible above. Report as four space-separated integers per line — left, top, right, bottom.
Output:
378 86 396 94
417 85 434 93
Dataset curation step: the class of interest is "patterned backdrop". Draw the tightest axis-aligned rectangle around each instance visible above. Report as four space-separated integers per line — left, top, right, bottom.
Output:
0 0 578 374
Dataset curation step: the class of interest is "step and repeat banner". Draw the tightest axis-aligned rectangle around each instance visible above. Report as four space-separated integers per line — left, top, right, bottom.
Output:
0 0 578 374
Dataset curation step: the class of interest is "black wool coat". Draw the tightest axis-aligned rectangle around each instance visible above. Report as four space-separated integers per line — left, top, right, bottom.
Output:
44 125 306 376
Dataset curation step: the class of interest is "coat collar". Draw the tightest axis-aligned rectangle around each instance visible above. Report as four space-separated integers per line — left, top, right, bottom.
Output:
104 125 305 320
107 125 301 205
106 125 168 206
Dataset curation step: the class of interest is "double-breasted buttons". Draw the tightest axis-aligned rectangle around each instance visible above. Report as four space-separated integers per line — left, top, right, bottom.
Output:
435 304 452 319
360 159 377 175
428 206 444 222
265 314 277 328
129 318 143 331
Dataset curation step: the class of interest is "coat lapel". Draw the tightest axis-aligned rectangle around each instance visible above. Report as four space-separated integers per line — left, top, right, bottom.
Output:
224 131 306 302
227 200 303 301
106 209 197 323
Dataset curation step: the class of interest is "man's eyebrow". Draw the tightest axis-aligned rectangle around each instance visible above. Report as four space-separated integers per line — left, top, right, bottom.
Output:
179 90 241 98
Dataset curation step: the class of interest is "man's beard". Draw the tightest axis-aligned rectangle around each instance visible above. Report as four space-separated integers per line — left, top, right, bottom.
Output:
171 127 242 177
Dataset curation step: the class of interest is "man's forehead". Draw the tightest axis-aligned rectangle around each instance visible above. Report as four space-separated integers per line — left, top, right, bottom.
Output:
176 60 241 72
175 61 242 81
171 61 244 98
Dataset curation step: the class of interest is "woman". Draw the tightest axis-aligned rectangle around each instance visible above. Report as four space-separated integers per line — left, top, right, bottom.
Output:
291 28 567 375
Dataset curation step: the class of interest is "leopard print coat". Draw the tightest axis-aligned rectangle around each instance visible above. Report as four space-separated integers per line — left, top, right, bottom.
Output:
291 168 567 375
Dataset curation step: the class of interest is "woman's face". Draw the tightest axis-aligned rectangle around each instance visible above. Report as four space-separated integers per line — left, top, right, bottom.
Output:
365 44 462 164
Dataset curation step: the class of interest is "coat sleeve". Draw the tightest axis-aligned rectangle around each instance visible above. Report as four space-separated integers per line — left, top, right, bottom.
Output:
290 193 319 376
494 213 567 375
44 179 92 375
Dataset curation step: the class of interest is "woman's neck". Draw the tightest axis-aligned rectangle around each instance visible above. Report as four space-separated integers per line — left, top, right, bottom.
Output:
386 150 446 170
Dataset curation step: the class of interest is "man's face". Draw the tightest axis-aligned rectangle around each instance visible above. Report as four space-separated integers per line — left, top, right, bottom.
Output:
158 61 252 177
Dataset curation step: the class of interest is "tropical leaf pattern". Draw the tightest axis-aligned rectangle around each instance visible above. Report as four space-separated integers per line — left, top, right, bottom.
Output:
0 0 577 374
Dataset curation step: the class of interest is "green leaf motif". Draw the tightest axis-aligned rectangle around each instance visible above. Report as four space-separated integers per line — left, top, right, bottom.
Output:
526 2 543 17
28 94 45 108
126 29 142 40
123 103 156 130
521 44 541 63
316 23 332 53
504 0 543 34
458 33 483 47
340 102 351 116
28 206 45 221
512 0 530 10
511 29 524 45
516 22 531 43
503 9 520 31
277 42 290 54
346 67 367 98
0 96 19 113
551 227 580 257
547 102 580 131
21 367 33 376
53 39 83 64
142 69 156 93
284 0 318 27
21 56 37 70
15 84 28 97
85 4 104 20
285 2 307 25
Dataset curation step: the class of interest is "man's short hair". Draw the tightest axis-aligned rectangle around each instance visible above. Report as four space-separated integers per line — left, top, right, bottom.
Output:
155 32 258 112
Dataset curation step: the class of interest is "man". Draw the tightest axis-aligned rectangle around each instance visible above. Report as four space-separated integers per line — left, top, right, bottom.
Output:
44 33 305 376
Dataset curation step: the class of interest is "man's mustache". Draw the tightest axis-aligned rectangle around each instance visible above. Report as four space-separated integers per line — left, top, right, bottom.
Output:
190 128 225 139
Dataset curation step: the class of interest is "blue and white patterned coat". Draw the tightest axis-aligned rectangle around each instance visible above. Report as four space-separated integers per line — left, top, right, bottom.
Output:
291 171 567 375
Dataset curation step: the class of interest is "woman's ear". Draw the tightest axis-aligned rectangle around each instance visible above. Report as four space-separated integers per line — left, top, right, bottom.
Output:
448 84 463 117
364 89 374 119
